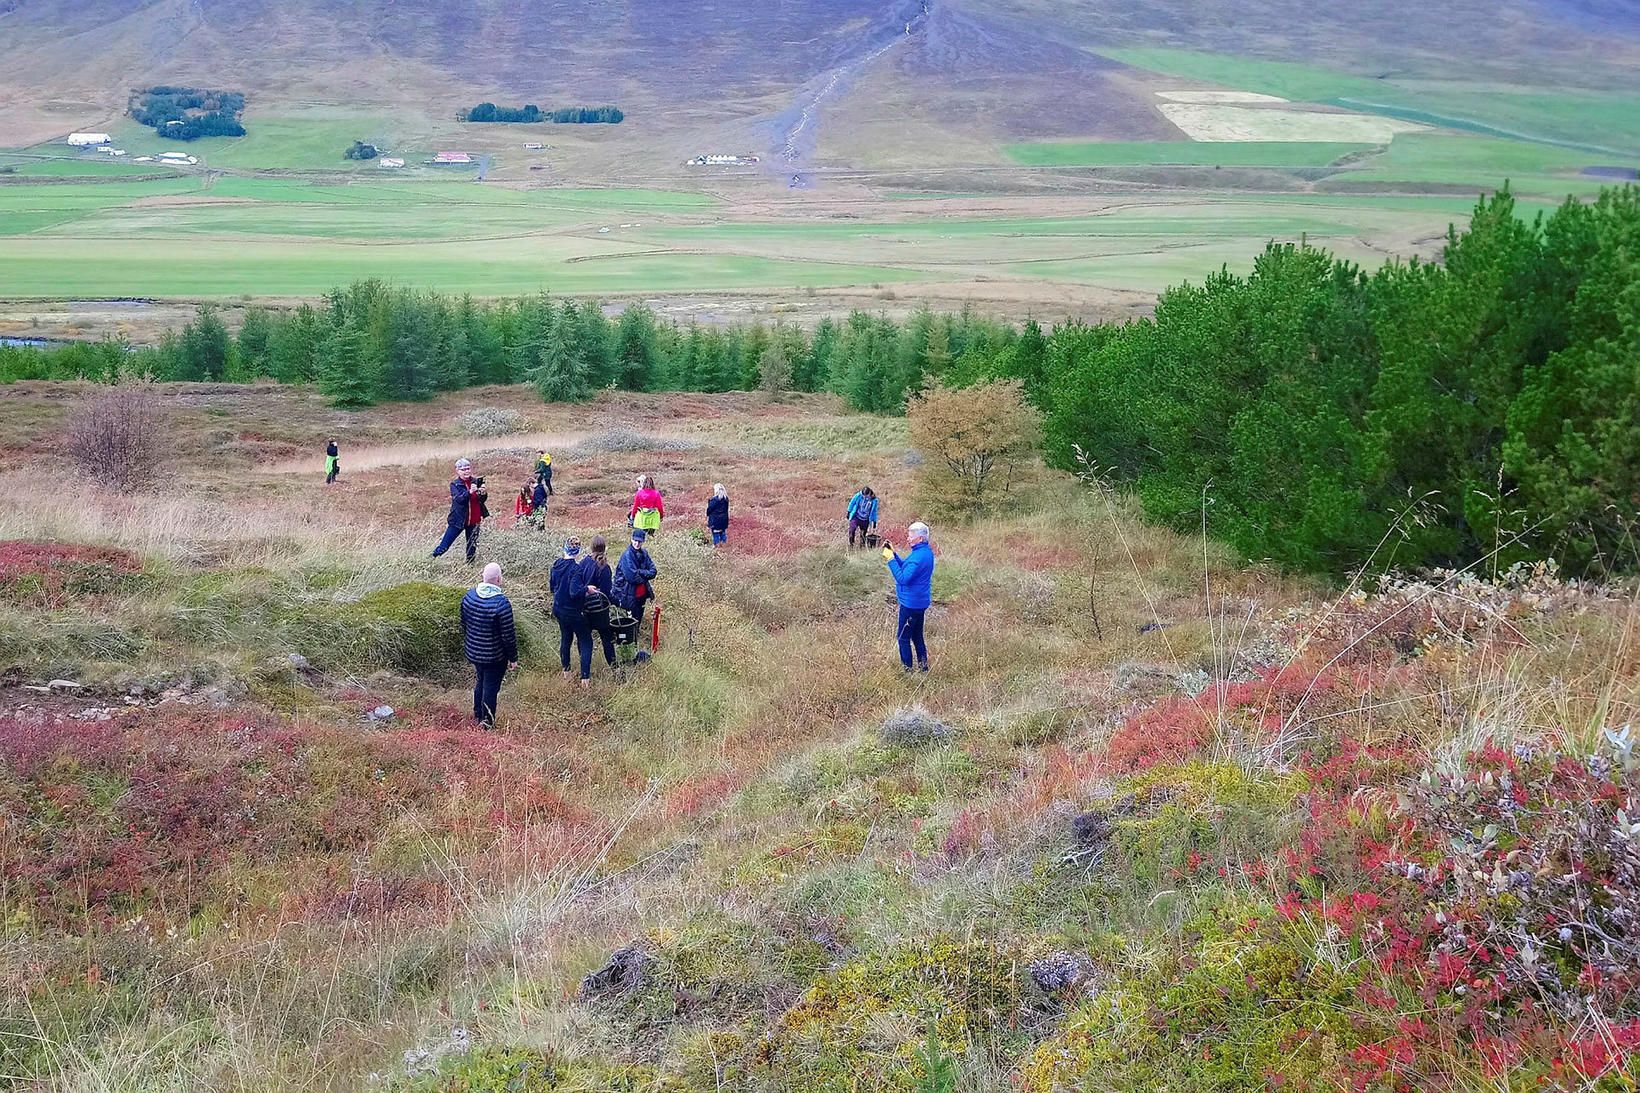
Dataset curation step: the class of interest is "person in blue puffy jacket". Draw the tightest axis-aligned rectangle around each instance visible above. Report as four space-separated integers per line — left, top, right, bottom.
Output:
883 521 934 673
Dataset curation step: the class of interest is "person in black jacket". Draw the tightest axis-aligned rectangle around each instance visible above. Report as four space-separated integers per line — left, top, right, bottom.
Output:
583 535 620 672
325 440 340 485
431 458 488 563
706 483 730 546
460 563 518 728
550 537 597 687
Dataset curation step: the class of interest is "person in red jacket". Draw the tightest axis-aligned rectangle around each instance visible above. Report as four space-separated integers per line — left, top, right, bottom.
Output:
514 483 534 523
629 474 665 536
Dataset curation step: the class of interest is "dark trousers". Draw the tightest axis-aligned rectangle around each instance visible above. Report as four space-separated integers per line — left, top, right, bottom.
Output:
556 611 593 679
849 517 871 546
472 660 506 726
326 467 339 484
897 606 928 669
433 522 481 562
586 608 618 666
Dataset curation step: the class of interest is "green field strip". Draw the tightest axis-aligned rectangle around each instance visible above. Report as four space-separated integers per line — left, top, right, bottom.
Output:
1003 140 1371 167
0 236 932 297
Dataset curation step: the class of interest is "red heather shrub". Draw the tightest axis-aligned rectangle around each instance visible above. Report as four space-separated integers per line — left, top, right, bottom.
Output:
661 770 746 822
0 540 141 606
719 512 809 556
1105 663 1349 772
0 709 606 927
1267 737 1640 1088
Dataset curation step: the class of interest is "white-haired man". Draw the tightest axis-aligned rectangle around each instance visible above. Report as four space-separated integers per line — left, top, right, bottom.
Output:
431 458 488 563
883 521 935 673
460 563 518 729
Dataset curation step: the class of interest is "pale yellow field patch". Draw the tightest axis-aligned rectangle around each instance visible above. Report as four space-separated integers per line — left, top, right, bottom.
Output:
1158 103 1429 142
1155 90 1289 104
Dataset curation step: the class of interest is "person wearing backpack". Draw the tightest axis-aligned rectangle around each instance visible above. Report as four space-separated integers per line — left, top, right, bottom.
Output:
846 486 878 548
629 475 665 537
534 450 554 495
550 537 597 687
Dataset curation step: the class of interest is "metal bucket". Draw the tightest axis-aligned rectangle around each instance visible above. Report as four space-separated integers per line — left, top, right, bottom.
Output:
865 533 881 549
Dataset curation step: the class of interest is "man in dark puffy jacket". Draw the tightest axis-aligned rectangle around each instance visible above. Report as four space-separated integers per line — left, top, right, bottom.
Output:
460 562 518 728
432 458 488 563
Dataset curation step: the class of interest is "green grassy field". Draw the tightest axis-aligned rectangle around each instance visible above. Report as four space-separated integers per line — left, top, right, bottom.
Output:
0 129 1617 301
1336 133 1611 194
0 154 181 178
1100 46 1640 157
0 234 932 296
1003 140 1370 167
104 109 408 171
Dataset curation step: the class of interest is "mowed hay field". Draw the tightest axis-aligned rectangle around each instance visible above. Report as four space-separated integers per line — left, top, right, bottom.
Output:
0 170 1511 301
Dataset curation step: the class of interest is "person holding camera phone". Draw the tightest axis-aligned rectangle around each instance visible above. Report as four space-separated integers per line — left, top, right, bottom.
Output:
431 458 489 564
883 521 935 673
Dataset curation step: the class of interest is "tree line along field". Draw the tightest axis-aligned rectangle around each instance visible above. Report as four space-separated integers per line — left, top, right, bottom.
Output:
7 182 1638 583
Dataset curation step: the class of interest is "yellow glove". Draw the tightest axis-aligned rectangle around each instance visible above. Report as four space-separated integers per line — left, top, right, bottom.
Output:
881 546 894 561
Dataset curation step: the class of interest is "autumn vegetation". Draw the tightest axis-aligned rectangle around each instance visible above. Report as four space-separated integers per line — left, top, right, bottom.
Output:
2 184 1640 1092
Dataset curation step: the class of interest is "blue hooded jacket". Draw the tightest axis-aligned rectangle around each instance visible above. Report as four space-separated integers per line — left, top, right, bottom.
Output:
549 555 588 618
886 541 934 610
847 491 878 524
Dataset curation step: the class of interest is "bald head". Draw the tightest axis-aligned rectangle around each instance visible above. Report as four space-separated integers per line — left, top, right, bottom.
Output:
482 563 503 586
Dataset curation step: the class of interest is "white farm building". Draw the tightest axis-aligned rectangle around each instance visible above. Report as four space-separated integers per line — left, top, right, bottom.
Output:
67 132 113 147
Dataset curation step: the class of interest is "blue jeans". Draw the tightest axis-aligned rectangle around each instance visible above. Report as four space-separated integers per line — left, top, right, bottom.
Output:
897 606 927 669
472 660 506 726
557 611 593 679
433 522 480 562
711 528 727 545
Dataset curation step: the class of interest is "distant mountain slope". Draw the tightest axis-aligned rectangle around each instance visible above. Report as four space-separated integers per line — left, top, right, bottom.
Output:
969 0 1640 83
0 0 1634 152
